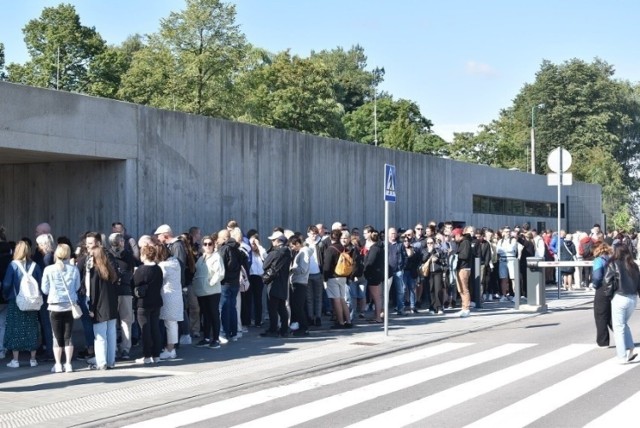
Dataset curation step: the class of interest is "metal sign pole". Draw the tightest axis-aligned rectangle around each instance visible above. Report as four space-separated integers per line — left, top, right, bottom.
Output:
384 201 389 336
557 147 562 300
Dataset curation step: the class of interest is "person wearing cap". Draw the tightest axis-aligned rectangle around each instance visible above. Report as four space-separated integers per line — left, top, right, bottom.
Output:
106 233 136 360
260 231 292 337
453 227 473 318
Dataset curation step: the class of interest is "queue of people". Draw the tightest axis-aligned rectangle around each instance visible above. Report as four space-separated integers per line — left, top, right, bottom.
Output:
1 220 639 371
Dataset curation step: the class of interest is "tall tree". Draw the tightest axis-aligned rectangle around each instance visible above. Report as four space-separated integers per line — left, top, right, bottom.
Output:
119 0 247 118
239 50 345 138
6 3 106 91
310 45 379 114
0 42 6 80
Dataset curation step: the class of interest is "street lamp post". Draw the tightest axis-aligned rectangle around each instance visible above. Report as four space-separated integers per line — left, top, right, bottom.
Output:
531 103 545 174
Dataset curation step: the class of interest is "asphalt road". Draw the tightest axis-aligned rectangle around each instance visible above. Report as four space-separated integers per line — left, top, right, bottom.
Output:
118 302 640 428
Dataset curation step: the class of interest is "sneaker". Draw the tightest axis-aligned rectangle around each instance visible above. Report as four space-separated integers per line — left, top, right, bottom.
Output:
627 348 637 363
487 294 494 301
241 327 249 333
30 359 38 367
179 335 192 345
230 336 238 342
437 309 444 315
219 336 229 345
192 332 201 338
135 357 153 364
209 341 221 349
159 349 176 360
6 359 19 368
499 296 510 303
195 339 211 347
235 332 243 339
427 310 435 315
152 357 161 363
119 350 130 360
458 309 471 318
412 308 419 314
358 313 365 319
51 364 63 373
89 364 108 370
86 357 97 365
290 322 300 331
64 363 73 373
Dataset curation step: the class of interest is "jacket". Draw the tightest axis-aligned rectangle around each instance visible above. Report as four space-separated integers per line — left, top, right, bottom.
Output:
192 252 225 296
87 266 119 323
604 260 640 296
387 241 407 273
41 262 81 305
108 247 136 296
262 245 292 300
456 235 473 270
323 242 343 281
290 246 312 285
363 241 385 285
219 238 249 286
133 263 164 309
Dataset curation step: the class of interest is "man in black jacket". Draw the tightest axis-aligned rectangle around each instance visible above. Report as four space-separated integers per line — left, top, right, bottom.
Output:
260 231 292 337
217 229 249 342
454 227 474 318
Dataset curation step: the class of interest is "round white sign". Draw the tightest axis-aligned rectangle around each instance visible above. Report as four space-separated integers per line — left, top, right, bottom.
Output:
547 147 572 172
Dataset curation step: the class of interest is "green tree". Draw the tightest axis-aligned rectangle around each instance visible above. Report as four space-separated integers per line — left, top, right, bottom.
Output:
310 45 379 114
119 0 247 118
0 42 6 80
86 35 144 99
6 3 106 91
239 50 345 137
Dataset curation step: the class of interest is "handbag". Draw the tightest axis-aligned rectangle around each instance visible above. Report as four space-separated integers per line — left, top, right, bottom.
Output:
604 264 619 298
59 268 82 320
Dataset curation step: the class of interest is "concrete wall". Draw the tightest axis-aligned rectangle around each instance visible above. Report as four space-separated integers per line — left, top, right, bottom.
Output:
0 82 602 242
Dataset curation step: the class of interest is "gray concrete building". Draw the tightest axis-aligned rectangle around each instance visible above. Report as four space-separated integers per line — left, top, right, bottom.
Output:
0 82 602 242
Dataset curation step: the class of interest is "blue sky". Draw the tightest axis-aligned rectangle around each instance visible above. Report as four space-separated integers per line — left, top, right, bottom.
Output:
1 0 638 141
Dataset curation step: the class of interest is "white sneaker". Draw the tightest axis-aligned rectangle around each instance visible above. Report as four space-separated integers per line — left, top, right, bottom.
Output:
159 349 176 360
179 335 192 345
499 296 509 303
219 336 229 345
488 294 494 301
64 363 73 373
30 359 38 367
7 359 19 368
290 322 300 331
437 309 444 315
458 309 471 318
51 364 63 373
135 357 153 364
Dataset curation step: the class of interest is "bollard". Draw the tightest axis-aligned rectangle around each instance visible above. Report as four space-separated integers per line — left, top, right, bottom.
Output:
521 257 547 312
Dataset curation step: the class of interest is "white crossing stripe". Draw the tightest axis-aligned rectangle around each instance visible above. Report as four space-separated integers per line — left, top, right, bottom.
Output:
123 342 472 428
230 343 536 428
466 357 638 428
583 388 640 427
345 344 595 428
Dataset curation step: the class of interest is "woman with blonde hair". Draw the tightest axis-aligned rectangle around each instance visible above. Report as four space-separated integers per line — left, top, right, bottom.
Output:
41 244 81 373
2 241 42 368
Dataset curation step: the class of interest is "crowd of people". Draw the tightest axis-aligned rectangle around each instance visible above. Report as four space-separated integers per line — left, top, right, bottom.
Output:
1 219 639 371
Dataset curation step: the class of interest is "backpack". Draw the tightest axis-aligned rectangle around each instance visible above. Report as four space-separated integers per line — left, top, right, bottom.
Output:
15 262 43 311
334 247 354 277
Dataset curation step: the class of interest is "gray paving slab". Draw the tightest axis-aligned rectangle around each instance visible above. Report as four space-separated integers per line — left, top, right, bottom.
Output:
0 287 594 428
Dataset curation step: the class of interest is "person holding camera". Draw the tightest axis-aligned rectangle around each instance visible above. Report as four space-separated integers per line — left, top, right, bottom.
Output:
422 238 447 315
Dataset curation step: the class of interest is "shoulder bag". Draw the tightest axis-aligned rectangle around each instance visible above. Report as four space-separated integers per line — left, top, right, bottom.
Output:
59 268 83 319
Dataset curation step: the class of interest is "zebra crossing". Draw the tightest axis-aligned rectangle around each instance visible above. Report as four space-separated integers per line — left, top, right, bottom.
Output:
124 341 640 428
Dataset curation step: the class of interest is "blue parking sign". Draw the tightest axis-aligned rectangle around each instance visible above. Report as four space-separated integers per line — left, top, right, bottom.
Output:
384 164 396 203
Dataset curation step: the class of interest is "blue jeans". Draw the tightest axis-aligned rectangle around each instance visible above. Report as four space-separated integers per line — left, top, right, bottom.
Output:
611 293 637 360
220 283 239 338
403 271 416 309
93 318 117 367
389 271 405 312
80 297 95 349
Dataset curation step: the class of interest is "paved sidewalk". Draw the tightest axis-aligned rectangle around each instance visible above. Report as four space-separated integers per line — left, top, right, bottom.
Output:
0 287 594 428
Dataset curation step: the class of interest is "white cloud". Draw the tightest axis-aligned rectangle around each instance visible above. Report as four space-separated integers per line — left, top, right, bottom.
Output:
465 60 499 77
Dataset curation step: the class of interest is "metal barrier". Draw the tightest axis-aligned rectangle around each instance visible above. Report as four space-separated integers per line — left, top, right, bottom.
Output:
527 258 594 301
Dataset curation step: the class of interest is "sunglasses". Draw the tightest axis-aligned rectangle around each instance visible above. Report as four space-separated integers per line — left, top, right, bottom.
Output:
202 242 213 247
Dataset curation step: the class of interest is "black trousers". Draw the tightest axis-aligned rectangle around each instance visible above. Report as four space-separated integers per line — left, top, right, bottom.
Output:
137 307 161 358
290 283 308 331
247 275 264 326
593 287 612 346
429 272 444 311
50 310 74 347
198 294 221 342
268 296 289 335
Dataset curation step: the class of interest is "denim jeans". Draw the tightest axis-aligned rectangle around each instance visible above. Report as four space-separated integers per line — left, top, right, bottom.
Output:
389 271 405 312
306 273 324 320
611 293 637 360
402 271 416 309
80 296 95 350
93 318 117 367
220 283 239 338
0 304 7 352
